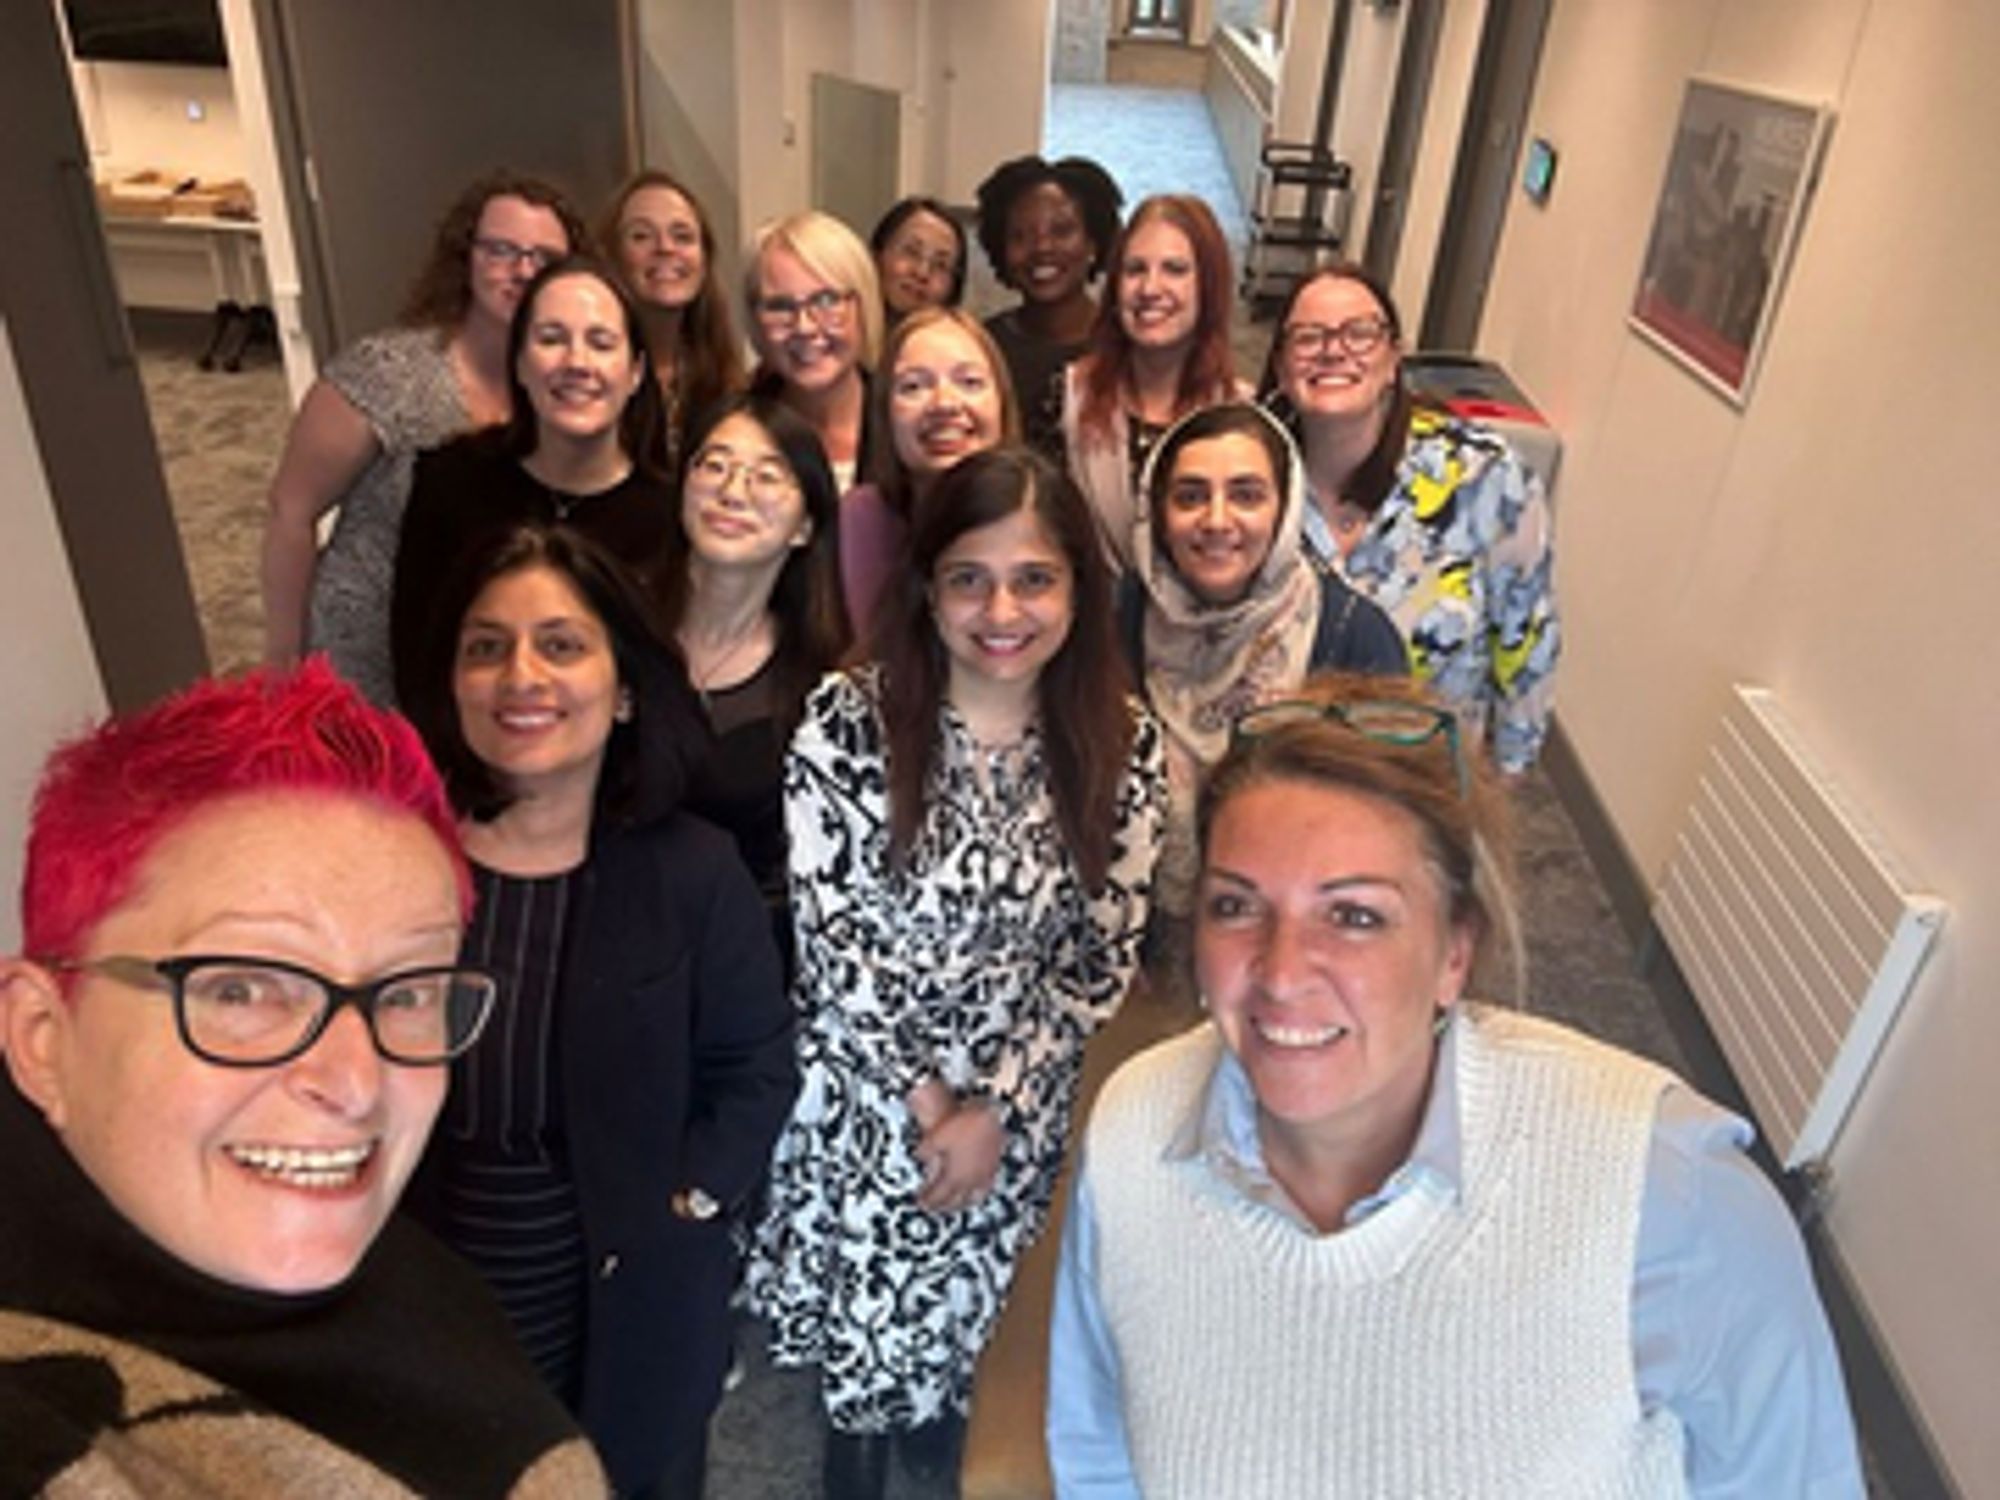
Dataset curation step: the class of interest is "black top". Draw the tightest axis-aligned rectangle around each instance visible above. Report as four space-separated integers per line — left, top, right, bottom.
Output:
0 1075 592 1497
985 307 1088 461
406 812 797 1495
437 864 588 1403
389 431 675 706
684 654 788 915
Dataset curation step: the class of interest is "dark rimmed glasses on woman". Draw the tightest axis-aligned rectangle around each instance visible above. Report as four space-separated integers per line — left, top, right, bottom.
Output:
472 236 560 274
754 287 854 330
1232 697 1468 798
1279 316 1393 362
49 954 498 1068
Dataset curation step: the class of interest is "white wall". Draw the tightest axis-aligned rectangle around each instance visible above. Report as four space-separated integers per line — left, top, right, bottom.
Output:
0 318 108 954
938 0 1052 204
1322 1 1404 255
1476 2 2000 1488
1389 0 1486 325
66 55 247 181
1271 0 1331 148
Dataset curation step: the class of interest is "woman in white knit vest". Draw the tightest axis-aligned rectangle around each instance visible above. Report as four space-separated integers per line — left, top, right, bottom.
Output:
1047 674 1864 1498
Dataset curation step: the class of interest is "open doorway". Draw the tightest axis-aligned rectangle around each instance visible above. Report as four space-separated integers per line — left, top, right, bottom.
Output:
55 0 290 674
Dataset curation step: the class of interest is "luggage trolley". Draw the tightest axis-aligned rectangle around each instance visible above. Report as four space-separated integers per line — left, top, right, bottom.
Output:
1240 140 1352 313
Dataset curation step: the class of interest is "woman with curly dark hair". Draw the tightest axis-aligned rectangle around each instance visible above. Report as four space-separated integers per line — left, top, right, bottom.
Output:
261 170 587 704
974 154 1123 456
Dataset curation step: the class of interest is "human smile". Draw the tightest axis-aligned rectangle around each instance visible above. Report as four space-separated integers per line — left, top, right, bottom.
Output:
1023 258 1077 294
973 629 1038 657
697 507 758 541
1300 365 1365 391
225 1141 378 1190
1252 1018 1351 1050
493 702 564 734
918 415 979 457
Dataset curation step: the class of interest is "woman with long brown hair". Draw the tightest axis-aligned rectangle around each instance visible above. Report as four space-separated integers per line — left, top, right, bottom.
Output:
749 449 1166 1498
601 169 744 470
1062 193 1249 572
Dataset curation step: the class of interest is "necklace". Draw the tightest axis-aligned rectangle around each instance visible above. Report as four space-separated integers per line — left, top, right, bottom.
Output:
682 615 772 700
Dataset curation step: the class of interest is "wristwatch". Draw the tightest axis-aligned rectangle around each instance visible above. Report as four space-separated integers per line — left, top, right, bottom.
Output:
673 1186 721 1222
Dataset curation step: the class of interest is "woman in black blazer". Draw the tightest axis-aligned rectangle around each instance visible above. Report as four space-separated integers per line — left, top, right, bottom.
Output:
401 521 796 1498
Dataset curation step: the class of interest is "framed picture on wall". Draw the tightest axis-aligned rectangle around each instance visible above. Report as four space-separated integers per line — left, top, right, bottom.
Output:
1629 79 1834 406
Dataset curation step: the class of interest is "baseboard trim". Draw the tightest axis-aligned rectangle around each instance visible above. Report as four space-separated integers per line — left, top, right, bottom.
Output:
1541 714 1956 1500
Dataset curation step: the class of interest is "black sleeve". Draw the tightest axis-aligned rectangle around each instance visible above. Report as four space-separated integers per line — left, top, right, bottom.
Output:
1315 577 1411 678
389 446 459 710
677 826 799 1210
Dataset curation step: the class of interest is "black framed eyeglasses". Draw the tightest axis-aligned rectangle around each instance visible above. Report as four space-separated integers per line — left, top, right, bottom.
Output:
1280 316 1393 361
1232 697 1468 798
472 236 559 273
48 954 498 1068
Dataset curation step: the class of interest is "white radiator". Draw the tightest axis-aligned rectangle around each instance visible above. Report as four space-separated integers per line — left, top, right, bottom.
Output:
1652 686 1944 1170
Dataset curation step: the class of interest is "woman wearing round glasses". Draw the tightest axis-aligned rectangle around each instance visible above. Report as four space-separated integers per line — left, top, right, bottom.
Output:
263 172 587 704
1260 263 1561 773
0 661 604 1495
1050 673 1862 1497
841 307 1021 644
668 391 851 959
601 170 745 473
1063 194 1251 572
388 256 675 706
745 212 884 492
399 523 795 1498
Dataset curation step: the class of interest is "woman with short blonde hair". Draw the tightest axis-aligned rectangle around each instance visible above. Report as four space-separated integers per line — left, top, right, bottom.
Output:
745 212 883 492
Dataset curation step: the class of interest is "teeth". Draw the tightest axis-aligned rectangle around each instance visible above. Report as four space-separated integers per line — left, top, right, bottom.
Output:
496 713 559 734
1255 1020 1349 1049
227 1143 374 1187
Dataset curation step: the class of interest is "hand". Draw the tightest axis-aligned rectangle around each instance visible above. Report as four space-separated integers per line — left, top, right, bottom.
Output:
915 1098 1005 1213
906 1077 955 1133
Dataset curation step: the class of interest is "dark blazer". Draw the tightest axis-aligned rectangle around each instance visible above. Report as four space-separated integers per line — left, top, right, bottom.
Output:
412 810 796 1495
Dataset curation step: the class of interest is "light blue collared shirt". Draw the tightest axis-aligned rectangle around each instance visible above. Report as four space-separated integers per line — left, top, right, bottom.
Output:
1048 1019 1865 1498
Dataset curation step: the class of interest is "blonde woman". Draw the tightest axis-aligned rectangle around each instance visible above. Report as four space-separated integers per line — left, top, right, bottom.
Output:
744 211 884 491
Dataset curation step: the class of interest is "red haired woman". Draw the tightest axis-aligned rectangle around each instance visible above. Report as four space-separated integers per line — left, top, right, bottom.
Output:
1061 193 1250 573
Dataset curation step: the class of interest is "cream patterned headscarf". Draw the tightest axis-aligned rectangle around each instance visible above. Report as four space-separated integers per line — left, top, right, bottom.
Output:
1131 402 1322 912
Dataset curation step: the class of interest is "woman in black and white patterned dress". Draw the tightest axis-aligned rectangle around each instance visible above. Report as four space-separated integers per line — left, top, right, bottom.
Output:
748 448 1166 1498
